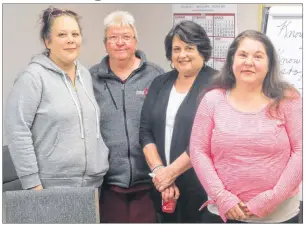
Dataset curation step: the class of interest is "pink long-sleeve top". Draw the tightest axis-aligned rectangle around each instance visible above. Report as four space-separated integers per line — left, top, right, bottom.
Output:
190 89 302 222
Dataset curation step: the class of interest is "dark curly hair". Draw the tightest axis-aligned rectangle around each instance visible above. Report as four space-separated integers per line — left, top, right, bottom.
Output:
164 20 212 62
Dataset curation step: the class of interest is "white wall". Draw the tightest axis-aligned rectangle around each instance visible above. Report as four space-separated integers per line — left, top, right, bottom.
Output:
2 3 267 144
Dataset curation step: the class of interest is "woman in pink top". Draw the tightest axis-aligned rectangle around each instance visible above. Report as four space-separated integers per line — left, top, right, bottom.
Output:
190 30 302 223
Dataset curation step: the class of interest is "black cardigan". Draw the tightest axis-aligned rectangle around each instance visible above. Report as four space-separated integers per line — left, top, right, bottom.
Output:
139 65 218 198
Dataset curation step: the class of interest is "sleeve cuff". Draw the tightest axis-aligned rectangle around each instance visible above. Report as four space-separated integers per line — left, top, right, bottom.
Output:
216 190 241 222
140 138 155 149
185 146 190 156
245 189 276 218
19 173 41 190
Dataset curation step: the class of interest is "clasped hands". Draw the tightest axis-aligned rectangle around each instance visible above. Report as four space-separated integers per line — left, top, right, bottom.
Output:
151 166 180 201
150 166 255 220
225 202 254 221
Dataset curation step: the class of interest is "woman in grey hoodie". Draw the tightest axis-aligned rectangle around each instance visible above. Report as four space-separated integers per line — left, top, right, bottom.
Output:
5 7 109 190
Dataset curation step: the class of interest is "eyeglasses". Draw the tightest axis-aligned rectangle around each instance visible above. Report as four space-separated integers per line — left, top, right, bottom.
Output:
47 7 78 22
107 35 135 44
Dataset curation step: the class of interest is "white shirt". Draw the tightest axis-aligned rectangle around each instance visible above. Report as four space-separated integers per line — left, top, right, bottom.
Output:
165 85 187 165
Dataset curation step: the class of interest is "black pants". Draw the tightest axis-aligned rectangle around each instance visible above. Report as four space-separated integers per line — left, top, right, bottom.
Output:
201 211 300 223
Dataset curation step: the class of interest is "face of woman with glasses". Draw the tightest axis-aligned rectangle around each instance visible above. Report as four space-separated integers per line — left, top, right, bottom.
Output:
232 38 269 87
45 15 82 66
105 25 137 61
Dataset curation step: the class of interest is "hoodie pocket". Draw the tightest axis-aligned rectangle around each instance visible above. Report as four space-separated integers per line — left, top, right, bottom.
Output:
86 137 109 177
46 132 61 157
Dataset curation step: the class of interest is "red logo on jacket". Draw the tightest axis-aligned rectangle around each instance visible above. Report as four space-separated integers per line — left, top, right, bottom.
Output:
136 87 149 96
144 88 149 96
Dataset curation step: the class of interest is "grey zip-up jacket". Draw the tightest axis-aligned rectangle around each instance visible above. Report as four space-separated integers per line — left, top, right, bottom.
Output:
5 53 109 190
90 50 165 188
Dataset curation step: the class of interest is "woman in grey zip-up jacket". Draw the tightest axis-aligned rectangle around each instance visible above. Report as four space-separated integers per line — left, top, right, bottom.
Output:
4 7 109 190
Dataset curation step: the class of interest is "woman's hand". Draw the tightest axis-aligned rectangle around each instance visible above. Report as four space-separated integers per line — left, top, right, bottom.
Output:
29 184 43 190
239 202 254 217
153 166 176 192
225 203 248 221
161 183 180 202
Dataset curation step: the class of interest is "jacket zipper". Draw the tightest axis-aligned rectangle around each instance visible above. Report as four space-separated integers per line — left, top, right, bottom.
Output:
122 83 133 187
105 81 118 110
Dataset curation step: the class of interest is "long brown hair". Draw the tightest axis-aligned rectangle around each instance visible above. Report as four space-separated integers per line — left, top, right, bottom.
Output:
209 30 299 118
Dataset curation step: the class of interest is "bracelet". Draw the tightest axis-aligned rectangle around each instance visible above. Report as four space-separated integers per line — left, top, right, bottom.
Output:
152 165 164 173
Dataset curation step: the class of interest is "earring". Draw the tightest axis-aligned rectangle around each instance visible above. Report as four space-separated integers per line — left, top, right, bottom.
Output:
170 62 175 70
44 48 50 56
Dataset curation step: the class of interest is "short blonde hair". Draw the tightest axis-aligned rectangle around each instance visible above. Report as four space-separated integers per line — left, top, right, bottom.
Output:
103 11 138 42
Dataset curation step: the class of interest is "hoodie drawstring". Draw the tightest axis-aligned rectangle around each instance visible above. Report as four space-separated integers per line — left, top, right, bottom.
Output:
62 72 85 139
78 71 100 139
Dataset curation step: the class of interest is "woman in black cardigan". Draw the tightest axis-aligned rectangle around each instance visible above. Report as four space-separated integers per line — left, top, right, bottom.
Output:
139 21 218 223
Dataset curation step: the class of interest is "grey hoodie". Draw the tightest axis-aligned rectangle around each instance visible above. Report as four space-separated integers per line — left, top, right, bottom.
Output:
5 53 109 190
